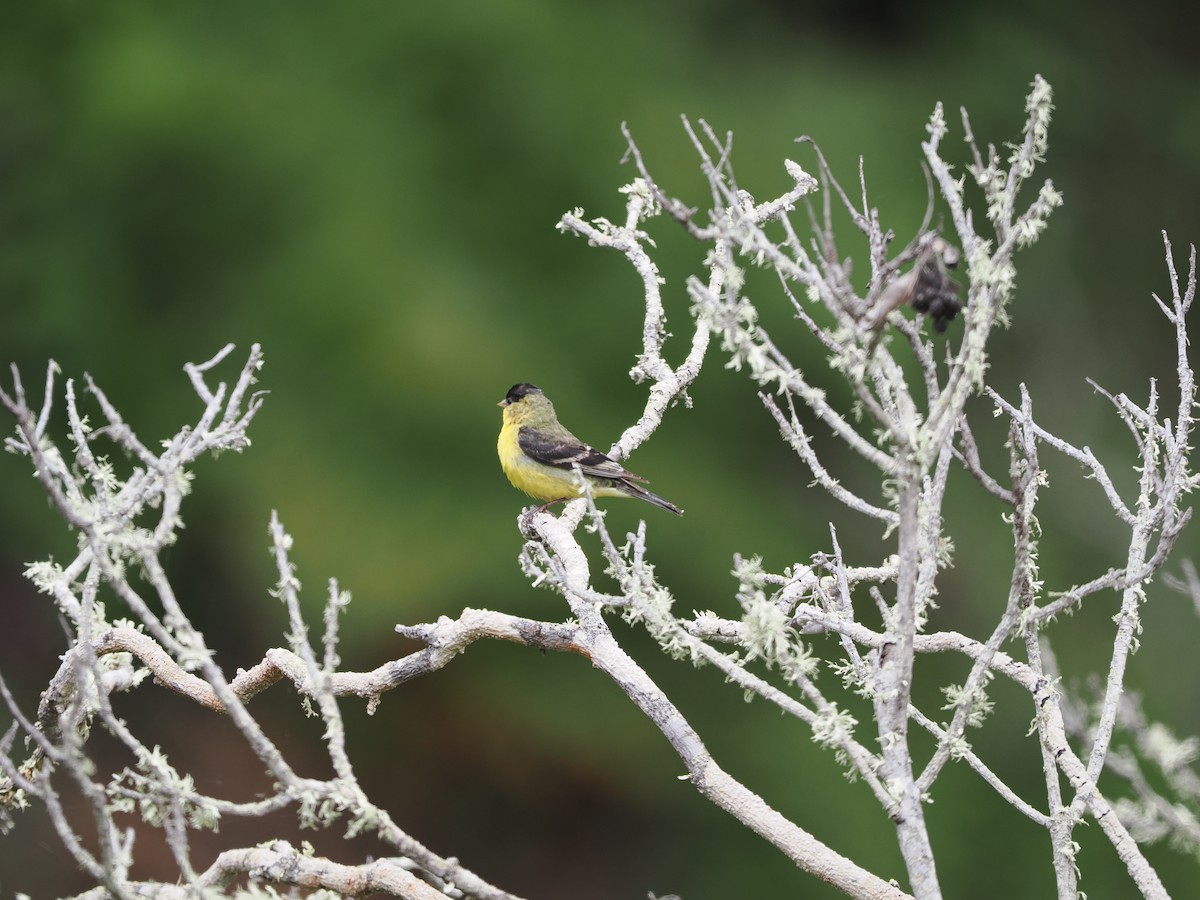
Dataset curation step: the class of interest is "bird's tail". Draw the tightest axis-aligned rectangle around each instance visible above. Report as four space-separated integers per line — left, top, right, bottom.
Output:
619 479 684 515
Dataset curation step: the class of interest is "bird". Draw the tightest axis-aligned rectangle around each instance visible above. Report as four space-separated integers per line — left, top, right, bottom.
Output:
497 383 683 515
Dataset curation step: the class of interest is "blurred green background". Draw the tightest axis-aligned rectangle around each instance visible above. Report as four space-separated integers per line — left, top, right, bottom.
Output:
2 2 1198 897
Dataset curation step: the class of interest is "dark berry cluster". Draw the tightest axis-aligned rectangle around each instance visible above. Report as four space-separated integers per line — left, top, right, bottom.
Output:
908 255 962 333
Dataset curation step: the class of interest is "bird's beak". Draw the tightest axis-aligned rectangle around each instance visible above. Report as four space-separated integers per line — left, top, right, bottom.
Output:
496 399 507 407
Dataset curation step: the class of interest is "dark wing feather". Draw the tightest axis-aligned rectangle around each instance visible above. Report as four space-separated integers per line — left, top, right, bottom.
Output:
518 427 645 482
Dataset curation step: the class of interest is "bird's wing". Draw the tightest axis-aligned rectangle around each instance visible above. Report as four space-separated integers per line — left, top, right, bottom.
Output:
518 426 647 482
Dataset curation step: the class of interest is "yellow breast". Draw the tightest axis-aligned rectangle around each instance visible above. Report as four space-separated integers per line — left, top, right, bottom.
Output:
498 420 584 503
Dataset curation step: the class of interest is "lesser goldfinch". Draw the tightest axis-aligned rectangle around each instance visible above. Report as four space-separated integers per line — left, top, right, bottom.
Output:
497 383 683 515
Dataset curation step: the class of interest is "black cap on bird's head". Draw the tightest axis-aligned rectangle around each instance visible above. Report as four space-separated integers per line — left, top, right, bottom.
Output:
498 383 543 407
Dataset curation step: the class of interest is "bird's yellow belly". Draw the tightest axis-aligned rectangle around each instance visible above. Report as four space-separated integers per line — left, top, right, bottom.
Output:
498 423 582 502
498 421 630 504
